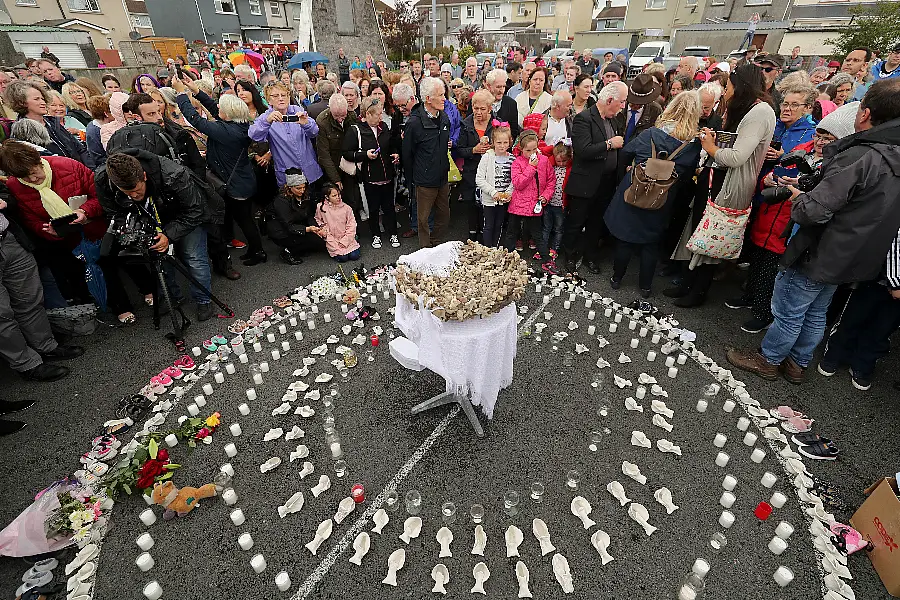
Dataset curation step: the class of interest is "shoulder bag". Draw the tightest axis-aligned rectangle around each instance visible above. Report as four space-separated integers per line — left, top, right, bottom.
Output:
339 125 361 176
685 170 751 260
624 139 692 211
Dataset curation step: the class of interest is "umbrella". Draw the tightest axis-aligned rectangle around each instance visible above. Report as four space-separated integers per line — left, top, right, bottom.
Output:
228 49 265 69
286 51 329 70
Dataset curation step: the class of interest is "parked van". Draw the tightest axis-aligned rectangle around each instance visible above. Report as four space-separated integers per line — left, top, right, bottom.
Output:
628 41 671 78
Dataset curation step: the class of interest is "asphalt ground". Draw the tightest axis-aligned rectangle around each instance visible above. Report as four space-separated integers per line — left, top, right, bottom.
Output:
1 206 897 600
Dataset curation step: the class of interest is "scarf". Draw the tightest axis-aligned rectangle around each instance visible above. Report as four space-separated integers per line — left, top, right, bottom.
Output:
18 159 74 219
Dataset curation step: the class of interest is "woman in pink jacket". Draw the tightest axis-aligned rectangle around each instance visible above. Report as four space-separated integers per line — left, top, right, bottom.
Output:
314 183 361 262
504 130 556 258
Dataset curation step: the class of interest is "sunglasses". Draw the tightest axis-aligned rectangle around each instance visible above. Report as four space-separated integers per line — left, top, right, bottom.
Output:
754 64 779 73
450 84 462 89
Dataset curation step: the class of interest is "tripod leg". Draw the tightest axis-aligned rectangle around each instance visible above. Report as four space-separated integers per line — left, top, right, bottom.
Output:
164 255 234 318
152 260 186 347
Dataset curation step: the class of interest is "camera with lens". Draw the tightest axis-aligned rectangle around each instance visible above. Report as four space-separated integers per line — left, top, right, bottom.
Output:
760 149 823 204
99 206 159 258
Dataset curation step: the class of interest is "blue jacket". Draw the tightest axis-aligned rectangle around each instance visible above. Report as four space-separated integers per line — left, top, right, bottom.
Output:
772 114 816 179
444 99 461 146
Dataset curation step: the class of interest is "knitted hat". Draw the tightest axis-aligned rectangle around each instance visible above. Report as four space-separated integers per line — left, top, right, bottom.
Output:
522 112 544 134
285 171 308 187
817 102 857 139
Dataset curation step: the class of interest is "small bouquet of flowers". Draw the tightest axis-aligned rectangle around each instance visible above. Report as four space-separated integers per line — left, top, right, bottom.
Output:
44 482 112 545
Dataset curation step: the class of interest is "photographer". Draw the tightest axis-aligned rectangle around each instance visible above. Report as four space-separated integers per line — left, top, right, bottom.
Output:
728 78 900 385
96 152 216 322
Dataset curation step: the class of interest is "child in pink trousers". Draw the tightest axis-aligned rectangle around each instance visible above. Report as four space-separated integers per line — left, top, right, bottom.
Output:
503 130 556 259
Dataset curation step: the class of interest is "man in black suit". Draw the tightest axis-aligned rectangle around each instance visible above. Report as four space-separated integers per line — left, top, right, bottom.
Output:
562 81 628 275
484 68 521 139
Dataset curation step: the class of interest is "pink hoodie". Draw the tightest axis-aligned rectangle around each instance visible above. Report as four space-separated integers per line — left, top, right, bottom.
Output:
315 200 360 258
508 152 556 217
100 92 129 150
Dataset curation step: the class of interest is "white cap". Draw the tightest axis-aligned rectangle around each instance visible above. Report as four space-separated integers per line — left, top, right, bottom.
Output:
817 102 858 139
714 62 731 73
441 62 452 73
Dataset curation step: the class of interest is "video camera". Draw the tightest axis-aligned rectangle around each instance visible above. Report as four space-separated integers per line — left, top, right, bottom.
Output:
99 204 161 259
760 149 823 204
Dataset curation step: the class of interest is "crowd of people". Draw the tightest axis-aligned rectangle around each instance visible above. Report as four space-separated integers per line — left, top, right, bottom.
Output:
0 40 899 425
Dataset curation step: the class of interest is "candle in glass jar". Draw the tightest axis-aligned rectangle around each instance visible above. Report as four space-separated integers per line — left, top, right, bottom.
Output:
722 400 736 413
639 326 648 337
142 581 163 600
330 442 343 458
351 483 365 503
614 313 622 323
225 363 236 374
585 299 592 308
278 324 287 335
651 333 661 344
245 388 256 400
665 356 676 368
736 417 750 431
775 521 794 540
137 533 155 551
311 305 319 313
275 571 291 591
308 319 316 330
164 434 178 447
222 488 238 505
719 491 736 509
609 323 617 333
191 346 202 357
282 341 290 352
202 383 214 395
677 354 687 365
260 361 269 373
224 443 237 457
696 399 707 412
630 338 639 348
267 333 276 343
647 351 657 361
214 372 225 384
251 554 267 573
773 566 794 587
743 432 758 446
722 474 737 491
751 448 766 463
668 366 678 378
715 452 730 467
324 313 332 322
271 350 281 360
768 536 788 555
770 491 787 508
692 558 710 579
628 320 637 330
253 342 262 352
294 331 303 341
289 317 297 327
713 433 727 447
587 325 595 335
761 472 777 488
718 510 735 528
220 463 235 477
563 300 571 309
229 423 242 437
239 353 249 364
187 403 200 416
604 308 612 317
588 310 595 320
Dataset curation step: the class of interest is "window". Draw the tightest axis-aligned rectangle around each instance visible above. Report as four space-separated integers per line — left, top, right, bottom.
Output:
272 34 282 43
745 0 772 4
15 0 38 6
451 6 459 18
604 19 623 29
221 32 240 42
517 3 527 15
466 5 474 18
132 13 152 27
686 0 697 4
214 0 236 14
428 8 440 20
269 1 281 16
645 0 666 8
538 1 555 15
485 3 500 18
249 0 261 14
67 0 100 11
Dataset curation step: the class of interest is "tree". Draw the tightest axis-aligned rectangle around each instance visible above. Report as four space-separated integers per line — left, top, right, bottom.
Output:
458 24 486 53
825 0 900 59
382 0 424 59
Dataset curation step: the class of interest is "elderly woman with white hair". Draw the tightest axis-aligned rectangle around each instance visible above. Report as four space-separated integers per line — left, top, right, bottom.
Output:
483 67 520 138
316 92 362 216
172 74 266 265
341 80 361 117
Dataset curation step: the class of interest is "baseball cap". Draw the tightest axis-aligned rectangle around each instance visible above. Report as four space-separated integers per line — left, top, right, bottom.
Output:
712 62 731 73
157 68 171 78
755 53 785 68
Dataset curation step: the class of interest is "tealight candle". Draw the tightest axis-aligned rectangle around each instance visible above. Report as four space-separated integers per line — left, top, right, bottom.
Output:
139 508 157 526
751 448 766 463
770 491 787 508
713 433 727 447
220 463 235 477
569 293 576 302
251 554 267 574
137 533 154 551
294 331 303 341
136 552 155 571
719 491 736 509
588 310 595 320
230 508 246 526
696 399 708 412
143 580 163 600
260 361 269 372
614 313 622 323
722 400 736 413
238 532 254 550
635 386 646 400
253 342 262 352
647 351 657 361
224 443 238 457
245 388 257 400
267 333 276 343
585 299 592 308
604 308 612 317
564 300 571 309
278 324 287 335
324 313 332 323
692 558 710 579
214 372 225 384
773 566 794 587
164 434 178 447
271 350 281 360
187 403 200 416
239 354 249 364
609 323 617 333
677 354 687 365
628 320 637 330
715 452 730 467
191 346 202 357
225 363 236 375
775 521 794 540
630 338 639 348
743 432 758 446
275 571 291 591
736 417 750 431
668 366 678 378
308 319 316 330
311 305 319 313
639 327 648 337
651 333 661 344
761 472 778 488
289 317 297 327
587 325 595 335
665 356 676 368
768 536 788 555
282 341 290 352
718 510 735 529
229 423 242 437
222 488 238 505
722 475 737 491
202 383 214 395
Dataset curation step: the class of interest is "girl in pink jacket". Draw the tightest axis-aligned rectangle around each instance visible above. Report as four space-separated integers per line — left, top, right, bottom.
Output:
314 184 361 262
504 130 556 259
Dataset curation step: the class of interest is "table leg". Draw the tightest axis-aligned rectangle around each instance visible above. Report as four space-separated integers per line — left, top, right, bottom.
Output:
410 391 484 438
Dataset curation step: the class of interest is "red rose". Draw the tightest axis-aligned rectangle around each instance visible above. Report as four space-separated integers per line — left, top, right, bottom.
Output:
156 448 170 461
195 427 210 440
136 472 157 489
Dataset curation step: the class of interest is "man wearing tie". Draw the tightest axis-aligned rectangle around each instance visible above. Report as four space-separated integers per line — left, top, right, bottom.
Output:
620 74 663 145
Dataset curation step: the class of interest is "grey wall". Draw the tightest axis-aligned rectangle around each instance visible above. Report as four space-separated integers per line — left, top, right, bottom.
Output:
675 29 786 56
701 0 791 29
147 0 269 44
312 0 386 62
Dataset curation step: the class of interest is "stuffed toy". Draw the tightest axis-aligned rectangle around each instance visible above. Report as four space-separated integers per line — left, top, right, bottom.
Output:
342 287 361 305
151 481 217 520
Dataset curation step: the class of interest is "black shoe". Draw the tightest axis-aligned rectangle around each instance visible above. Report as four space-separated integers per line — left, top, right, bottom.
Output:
20 363 70 382
741 316 772 333
584 261 601 275
0 399 35 415
640 288 652 299
240 250 268 266
40 345 84 361
609 277 621 290
662 286 688 299
223 268 241 280
725 296 753 310
673 292 706 308
280 249 304 265
197 303 214 321
0 419 27 436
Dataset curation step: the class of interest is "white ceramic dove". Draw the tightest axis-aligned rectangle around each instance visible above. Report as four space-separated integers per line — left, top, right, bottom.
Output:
631 431 652 448
277 491 304 518
399 516 422 544
596 357 611 369
624 397 644 412
311 344 328 355
304 389 321 401
622 461 647 484
326 335 339 344
628 503 657 536
334 496 356 524
570 497 597 529
259 457 281 473
650 384 669 398
532 519 557 556
289 444 310 462
652 414 673 432
653 487 679 514
305 519 334 555
515 561 533 598
310 474 331 497
656 439 682 456
315 372 333 383
295 405 315 417
614 375 632 388
606 481 631 506
575 343 589 354
341 324 352 335
552 554 575 594
349 532 370 565
431 563 449 594
568 320 578 330
471 524 487 555
381 548 406 587
282 390 298 402
651 400 674 418
299 461 314 479
597 335 610 348
471 562 490 595
505 525 524 557
618 352 632 364
590 530 614 565
372 508 389 534
271 402 291 416
436 526 453 557
638 373 657 385
285 426 305 440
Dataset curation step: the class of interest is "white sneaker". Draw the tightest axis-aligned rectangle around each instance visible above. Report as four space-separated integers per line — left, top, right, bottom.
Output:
390 235 400 248
372 236 382 249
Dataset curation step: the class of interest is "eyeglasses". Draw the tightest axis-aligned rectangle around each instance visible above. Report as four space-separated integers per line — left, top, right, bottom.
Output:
450 84 462 89
400 64 409 68
780 102 808 109
814 133 836 142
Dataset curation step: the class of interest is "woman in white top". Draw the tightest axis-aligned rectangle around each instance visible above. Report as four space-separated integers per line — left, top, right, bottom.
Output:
515 67 552 128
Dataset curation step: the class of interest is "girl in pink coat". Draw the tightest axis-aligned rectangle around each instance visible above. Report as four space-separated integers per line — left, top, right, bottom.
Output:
504 130 556 259
314 184 361 262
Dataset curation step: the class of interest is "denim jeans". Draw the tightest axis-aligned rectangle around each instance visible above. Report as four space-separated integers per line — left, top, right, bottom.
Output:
163 226 212 305
760 268 838 368
335 248 361 263
542 205 564 252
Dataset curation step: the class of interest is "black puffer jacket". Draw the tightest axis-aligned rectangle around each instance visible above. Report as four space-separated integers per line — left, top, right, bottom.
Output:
783 117 900 284
401 104 450 188
341 120 400 183
265 191 318 242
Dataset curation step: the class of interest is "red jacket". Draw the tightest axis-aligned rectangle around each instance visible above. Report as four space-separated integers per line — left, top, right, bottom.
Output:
6 156 105 248
749 140 815 255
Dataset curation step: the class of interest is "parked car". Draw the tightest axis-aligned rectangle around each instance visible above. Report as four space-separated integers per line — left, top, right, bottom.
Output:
476 52 498 66
543 48 575 63
628 41 671 78
682 46 711 57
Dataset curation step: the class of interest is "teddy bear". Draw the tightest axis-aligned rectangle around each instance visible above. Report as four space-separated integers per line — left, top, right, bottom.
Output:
151 480 217 520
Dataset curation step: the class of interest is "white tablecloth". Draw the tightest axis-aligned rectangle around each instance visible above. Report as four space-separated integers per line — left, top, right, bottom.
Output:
394 243 518 419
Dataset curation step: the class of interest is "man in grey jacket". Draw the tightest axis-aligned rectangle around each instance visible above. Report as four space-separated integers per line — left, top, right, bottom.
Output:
728 79 900 385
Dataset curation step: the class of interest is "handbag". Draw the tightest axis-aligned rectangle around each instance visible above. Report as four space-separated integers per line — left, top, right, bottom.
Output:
624 139 692 210
448 150 462 183
686 198 751 260
339 125 361 176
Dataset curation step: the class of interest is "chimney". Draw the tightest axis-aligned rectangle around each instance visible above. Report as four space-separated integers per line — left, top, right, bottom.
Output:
606 0 612 7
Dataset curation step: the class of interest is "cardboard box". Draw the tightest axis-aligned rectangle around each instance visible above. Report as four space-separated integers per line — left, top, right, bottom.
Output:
851 478 900 597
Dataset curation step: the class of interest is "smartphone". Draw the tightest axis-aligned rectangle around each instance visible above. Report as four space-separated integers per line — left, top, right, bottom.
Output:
770 141 782 151
50 213 79 237
373 148 380 155
175 65 184 80
282 114 300 123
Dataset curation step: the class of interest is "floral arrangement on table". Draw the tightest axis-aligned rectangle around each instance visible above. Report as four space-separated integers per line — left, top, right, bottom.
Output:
44 481 113 545
103 412 221 499
395 241 528 321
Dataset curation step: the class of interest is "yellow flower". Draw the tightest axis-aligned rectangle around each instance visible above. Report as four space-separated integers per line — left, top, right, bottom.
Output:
205 412 221 428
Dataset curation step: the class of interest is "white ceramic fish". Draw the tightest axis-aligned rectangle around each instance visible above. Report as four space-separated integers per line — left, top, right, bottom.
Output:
624 397 644 412
285 426 305 441
310 474 331 497
651 400 673 418
471 524 487 555
334 496 356 524
372 508 389 534
532 518 556 556
326 335 339 344
299 461 314 479
471 562 490 595
381 548 406 586
653 487 679 514
628 503 657 536
590 530 614 565
622 461 647 485
614 375 632 388
606 481 631 506
570 496 597 529
304 519 333 555
652 414 673 432
277 491 304 518
295 405 315 417
431 563 449 594
436 526 453 557
315 373 333 383
399 517 422 544
631 431 651 448
259 457 281 473
552 554 575 594
505 525 524 557
515 561 532 598
271 402 291 416
656 439 682 456
349 532 370 566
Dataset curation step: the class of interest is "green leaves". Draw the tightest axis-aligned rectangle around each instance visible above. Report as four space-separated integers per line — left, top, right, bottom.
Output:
825 1 900 58
148 438 158 460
